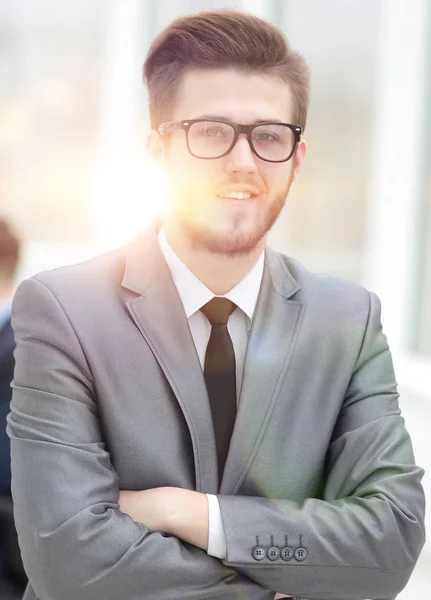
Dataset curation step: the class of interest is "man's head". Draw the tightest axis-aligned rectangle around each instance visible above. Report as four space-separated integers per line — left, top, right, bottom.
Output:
144 9 310 257
0 218 20 284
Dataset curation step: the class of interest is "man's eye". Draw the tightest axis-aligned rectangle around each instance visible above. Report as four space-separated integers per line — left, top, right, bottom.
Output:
256 132 278 142
202 128 223 137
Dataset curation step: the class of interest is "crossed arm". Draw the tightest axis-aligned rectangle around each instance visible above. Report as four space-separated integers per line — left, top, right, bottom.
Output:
8 277 426 600
118 486 210 551
8 278 270 600
118 491 292 598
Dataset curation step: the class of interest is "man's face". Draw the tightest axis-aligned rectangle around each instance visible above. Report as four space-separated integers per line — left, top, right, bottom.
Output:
149 68 306 256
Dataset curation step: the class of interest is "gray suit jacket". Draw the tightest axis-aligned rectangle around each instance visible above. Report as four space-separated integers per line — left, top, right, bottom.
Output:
7 221 425 600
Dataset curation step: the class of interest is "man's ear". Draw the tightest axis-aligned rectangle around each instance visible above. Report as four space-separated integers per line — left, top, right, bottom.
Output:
293 138 307 177
147 130 166 163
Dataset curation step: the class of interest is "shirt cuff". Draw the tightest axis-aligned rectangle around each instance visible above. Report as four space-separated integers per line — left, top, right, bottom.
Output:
206 494 227 559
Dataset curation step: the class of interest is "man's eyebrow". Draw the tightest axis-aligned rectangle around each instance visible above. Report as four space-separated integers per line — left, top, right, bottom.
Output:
193 115 287 124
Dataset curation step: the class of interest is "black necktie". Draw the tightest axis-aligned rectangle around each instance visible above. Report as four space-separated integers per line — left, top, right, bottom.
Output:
201 298 237 482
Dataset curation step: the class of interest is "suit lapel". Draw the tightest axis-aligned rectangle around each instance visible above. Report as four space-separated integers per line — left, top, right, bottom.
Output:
121 222 304 496
121 221 219 494
220 248 304 494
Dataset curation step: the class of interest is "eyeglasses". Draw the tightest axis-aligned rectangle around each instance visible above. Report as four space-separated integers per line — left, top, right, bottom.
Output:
158 119 302 163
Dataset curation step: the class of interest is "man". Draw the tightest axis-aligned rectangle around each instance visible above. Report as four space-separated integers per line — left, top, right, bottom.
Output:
0 219 26 597
0 220 18 496
8 9 425 600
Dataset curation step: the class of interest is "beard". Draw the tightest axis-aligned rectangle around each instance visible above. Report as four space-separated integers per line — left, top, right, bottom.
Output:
175 181 292 257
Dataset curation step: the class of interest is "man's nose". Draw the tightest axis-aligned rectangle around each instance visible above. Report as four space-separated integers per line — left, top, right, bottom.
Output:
224 134 258 174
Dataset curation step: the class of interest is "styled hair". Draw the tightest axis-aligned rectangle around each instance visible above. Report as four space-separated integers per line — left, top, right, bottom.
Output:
143 9 310 130
0 219 20 278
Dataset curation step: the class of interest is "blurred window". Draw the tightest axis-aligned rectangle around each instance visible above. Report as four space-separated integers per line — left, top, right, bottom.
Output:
268 1 382 284
416 118 431 354
413 10 431 356
0 1 106 243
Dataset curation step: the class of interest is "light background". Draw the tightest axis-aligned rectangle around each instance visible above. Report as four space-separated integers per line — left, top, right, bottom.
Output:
0 1 429 596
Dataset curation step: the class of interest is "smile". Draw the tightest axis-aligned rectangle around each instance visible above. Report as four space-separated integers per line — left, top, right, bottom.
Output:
218 191 253 200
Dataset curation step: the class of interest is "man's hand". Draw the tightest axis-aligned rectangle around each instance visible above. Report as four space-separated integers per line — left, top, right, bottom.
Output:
118 488 173 532
119 487 209 550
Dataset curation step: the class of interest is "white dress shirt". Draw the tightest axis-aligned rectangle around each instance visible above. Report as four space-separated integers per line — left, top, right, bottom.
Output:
157 227 264 559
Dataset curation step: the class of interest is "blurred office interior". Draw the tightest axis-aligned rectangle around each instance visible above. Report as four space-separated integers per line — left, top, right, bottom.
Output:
0 0 429 597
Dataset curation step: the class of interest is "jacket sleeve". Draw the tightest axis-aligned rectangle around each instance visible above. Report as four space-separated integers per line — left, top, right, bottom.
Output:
7 277 270 600
217 292 426 600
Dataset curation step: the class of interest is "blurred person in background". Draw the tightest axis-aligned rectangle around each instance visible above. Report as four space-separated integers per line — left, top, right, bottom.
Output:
0 219 18 494
0 218 26 598
7 9 425 600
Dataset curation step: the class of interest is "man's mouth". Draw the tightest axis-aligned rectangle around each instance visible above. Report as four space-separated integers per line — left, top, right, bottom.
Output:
218 191 254 200
216 186 261 200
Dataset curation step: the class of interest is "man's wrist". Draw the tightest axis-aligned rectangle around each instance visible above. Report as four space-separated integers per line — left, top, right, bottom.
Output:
166 489 209 551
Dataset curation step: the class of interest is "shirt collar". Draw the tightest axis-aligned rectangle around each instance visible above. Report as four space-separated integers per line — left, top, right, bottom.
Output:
158 226 264 327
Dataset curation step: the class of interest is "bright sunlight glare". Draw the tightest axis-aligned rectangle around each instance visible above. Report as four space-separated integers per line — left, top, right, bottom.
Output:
90 151 167 251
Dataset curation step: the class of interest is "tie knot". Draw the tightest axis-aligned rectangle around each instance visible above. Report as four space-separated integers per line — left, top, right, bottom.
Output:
201 297 236 326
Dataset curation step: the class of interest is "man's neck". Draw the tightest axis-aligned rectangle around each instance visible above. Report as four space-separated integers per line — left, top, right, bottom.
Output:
0 282 13 303
163 222 265 296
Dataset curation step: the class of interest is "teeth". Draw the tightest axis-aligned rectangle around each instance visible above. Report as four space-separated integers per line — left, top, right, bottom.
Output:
220 191 252 200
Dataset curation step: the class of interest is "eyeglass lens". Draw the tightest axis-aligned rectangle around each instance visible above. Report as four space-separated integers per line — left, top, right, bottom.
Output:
187 121 296 161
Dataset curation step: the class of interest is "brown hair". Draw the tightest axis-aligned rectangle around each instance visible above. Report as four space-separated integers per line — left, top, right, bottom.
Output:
0 219 20 279
143 9 310 130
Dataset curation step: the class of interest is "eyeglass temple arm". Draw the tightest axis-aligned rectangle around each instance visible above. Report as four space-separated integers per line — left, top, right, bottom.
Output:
158 121 184 135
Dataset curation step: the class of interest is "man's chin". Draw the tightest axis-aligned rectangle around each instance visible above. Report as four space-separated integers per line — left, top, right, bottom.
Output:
175 194 287 256
185 225 266 257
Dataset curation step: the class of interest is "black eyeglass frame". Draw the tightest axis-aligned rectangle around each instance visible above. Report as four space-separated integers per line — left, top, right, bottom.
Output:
158 118 302 163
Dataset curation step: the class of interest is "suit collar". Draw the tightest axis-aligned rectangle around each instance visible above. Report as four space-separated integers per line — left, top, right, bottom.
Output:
121 218 301 303
121 216 166 297
157 225 265 327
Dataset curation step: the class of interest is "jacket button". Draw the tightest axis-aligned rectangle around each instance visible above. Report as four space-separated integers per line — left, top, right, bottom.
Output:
281 546 294 561
252 546 266 561
294 547 308 562
267 546 280 561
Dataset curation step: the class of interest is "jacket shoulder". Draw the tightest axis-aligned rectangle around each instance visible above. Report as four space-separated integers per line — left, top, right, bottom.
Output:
19 244 129 300
275 251 373 310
